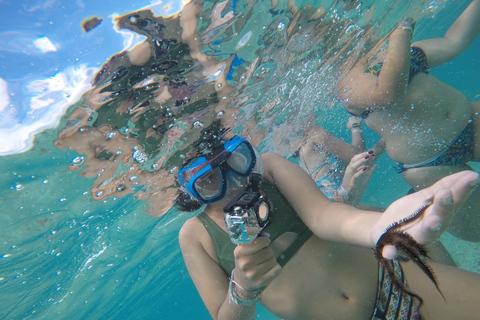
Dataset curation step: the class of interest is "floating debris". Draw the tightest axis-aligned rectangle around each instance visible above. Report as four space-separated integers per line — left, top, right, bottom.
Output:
82 17 103 32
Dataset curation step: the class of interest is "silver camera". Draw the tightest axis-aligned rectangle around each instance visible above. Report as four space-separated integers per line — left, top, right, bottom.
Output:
223 191 270 244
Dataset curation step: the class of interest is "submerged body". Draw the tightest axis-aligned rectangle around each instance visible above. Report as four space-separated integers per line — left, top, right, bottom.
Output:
344 70 473 166
296 117 383 206
179 149 480 320
337 0 480 241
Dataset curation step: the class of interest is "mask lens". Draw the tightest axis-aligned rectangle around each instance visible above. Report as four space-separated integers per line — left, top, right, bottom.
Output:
227 143 254 175
180 158 208 184
194 167 223 200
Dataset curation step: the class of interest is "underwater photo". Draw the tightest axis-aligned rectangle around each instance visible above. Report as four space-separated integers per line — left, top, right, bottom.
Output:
1 0 479 319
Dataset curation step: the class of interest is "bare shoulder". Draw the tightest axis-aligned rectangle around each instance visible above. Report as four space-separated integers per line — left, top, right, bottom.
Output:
179 215 218 257
179 216 204 247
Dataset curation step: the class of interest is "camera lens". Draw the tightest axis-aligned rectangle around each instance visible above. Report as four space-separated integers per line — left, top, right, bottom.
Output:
257 202 269 221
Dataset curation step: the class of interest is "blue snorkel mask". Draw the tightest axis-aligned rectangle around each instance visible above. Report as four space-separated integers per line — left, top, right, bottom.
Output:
178 135 262 204
178 135 269 244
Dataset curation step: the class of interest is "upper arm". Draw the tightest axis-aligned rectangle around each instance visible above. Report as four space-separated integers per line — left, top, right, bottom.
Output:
413 38 469 68
337 42 410 109
414 0 480 67
179 218 230 319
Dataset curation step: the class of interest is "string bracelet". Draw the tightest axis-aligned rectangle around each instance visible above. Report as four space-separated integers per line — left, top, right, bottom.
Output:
397 18 415 34
228 270 262 306
337 185 350 202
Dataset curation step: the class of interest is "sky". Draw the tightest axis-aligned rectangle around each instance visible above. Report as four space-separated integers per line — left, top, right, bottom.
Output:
0 0 187 155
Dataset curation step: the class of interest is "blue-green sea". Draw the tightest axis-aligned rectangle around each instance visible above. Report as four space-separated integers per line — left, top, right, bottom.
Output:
1 0 479 319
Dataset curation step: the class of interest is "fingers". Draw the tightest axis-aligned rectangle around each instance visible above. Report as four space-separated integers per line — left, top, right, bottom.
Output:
347 116 363 129
233 235 281 289
373 171 479 248
409 189 453 244
349 150 376 168
415 172 478 241
382 245 399 260
419 170 478 208
237 235 271 255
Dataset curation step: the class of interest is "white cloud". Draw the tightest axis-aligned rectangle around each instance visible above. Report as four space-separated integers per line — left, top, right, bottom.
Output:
0 64 98 155
0 78 10 112
33 36 58 53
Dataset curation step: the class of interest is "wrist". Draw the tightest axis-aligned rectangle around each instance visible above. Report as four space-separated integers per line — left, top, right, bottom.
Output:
337 185 350 202
228 271 262 305
397 18 415 34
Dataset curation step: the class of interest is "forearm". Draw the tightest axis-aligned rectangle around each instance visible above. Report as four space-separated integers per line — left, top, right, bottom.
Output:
313 200 379 247
414 0 480 67
444 0 480 49
378 27 412 98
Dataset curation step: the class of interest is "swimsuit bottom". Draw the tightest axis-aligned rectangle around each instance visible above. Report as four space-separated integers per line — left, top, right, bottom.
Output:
370 260 421 320
396 121 474 173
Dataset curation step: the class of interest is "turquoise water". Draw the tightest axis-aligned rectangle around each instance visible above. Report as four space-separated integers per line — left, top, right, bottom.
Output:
1 0 479 319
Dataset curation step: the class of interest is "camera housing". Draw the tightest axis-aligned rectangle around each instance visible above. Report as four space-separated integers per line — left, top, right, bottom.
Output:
223 191 270 244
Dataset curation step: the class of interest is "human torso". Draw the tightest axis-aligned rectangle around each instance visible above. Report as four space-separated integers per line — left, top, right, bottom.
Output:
194 182 380 319
344 72 471 165
261 236 379 320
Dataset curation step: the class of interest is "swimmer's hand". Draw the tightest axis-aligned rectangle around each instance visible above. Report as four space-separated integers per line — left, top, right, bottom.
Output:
340 150 378 205
232 233 282 293
346 116 363 130
370 170 478 259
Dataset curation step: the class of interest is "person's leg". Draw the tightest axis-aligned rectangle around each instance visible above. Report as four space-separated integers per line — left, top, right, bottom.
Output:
471 101 480 160
427 242 456 266
403 261 480 320
305 126 359 162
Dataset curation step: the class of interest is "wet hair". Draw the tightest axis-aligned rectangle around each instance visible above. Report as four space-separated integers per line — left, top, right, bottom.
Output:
174 189 203 212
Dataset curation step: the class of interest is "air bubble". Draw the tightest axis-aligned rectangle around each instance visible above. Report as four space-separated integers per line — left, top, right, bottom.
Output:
13 184 23 191
71 156 85 165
